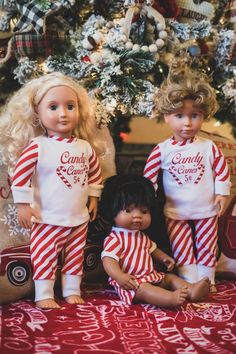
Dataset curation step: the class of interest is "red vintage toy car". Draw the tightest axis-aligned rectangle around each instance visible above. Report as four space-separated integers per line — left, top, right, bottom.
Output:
0 242 104 287
0 245 31 286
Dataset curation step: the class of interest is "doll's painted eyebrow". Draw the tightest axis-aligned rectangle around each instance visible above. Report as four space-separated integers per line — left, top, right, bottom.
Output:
47 99 77 105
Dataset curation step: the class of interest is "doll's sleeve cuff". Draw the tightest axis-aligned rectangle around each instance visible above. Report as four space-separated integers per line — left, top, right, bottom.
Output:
11 186 34 204
150 242 157 254
101 250 119 262
215 181 231 195
88 184 103 197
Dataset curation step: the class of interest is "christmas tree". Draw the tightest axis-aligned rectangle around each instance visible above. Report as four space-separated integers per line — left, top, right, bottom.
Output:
0 0 235 144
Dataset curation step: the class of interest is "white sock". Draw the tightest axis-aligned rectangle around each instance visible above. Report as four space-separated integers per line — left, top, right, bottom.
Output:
198 265 215 284
34 279 55 301
62 274 82 298
178 264 198 283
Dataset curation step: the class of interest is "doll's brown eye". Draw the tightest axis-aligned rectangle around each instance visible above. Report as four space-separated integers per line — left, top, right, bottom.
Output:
67 104 74 110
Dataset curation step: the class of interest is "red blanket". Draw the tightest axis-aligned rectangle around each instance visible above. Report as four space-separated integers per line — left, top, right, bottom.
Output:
1 280 236 354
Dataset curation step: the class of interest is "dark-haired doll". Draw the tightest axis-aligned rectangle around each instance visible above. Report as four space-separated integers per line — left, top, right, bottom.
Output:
100 174 210 308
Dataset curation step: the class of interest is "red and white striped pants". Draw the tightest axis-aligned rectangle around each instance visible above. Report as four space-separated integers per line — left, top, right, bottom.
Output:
30 222 88 280
109 271 165 305
165 216 218 267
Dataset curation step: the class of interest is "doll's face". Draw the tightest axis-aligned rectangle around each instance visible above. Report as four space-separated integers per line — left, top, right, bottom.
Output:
164 99 204 141
114 204 151 231
37 85 79 138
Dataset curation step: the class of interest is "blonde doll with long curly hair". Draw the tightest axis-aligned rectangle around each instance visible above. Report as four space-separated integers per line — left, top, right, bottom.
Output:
144 63 231 292
0 72 103 308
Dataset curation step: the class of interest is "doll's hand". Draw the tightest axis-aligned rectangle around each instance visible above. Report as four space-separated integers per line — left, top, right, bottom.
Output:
161 255 175 271
88 196 98 221
118 273 138 290
214 195 227 217
17 203 38 229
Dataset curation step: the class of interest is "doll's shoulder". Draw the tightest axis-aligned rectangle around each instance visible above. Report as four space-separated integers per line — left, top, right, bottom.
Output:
195 135 215 150
196 135 212 144
76 138 94 154
31 135 46 144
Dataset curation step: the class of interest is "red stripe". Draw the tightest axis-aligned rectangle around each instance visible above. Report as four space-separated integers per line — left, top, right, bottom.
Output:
20 143 38 155
12 161 36 184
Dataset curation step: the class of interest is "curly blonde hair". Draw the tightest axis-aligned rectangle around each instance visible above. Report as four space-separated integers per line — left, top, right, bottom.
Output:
153 63 219 121
0 72 102 175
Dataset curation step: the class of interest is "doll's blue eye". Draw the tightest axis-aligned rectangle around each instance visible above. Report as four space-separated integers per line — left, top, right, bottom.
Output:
67 104 74 110
50 104 58 111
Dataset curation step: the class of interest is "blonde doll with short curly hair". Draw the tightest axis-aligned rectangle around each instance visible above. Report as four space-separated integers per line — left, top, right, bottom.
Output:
153 63 219 121
0 72 103 308
144 63 231 292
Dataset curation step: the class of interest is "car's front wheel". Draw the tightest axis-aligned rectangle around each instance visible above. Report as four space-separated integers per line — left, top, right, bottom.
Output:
7 262 31 286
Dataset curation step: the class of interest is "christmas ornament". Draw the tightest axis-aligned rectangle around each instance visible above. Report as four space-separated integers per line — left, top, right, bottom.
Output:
13 1 47 34
11 29 61 60
188 44 201 56
0 1 71 64
225 0 236 23
82 31 104 50
0 1 73 35
114 0 167 53
176 0 214 23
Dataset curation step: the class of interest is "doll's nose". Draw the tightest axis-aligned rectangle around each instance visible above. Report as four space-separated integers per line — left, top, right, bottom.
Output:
183 116 191 126
59 106 67 116
132 210 142 219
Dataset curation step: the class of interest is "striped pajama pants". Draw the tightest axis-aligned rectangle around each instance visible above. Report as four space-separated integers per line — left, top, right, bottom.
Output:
31 222 88 280
165 216 218 268
109 271 165 305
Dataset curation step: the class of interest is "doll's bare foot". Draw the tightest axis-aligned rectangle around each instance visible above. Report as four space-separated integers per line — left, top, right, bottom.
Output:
65 295 85 304
172 287 188 306
36 299 60 309
210 284 217 293
188 277 210 301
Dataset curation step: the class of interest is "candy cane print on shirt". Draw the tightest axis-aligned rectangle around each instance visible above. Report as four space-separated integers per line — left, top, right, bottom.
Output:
194 164 205 184
168 165 183 185
56 166 72 189
81 165 88 187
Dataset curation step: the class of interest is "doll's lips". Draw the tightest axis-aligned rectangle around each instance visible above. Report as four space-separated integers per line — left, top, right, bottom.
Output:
132 222 141 228
182 130 193 135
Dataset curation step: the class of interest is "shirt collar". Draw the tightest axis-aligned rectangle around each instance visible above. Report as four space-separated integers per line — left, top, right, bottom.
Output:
47 135 77 143
170 136 196 146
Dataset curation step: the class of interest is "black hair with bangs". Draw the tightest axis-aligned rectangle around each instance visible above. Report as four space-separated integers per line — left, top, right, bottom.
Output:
100 174 156 223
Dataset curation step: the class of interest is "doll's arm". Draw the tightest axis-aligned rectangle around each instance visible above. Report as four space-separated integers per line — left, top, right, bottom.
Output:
151 248 175 271
143 145 161 191
102 256 138 290
88 196 98 221
214 195 228 217
212 144 231 195
87 147 103 220
11 141 39 228
212 143 231 217
17 203 39 229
